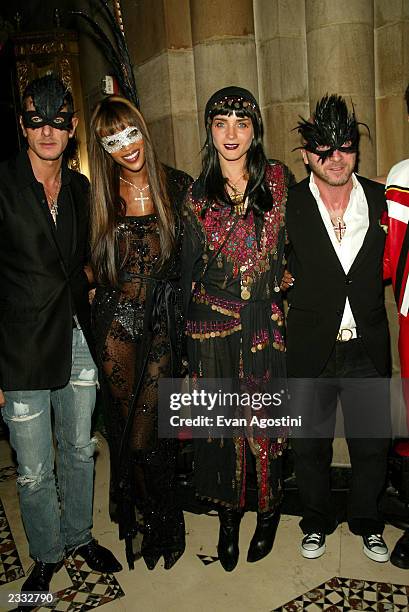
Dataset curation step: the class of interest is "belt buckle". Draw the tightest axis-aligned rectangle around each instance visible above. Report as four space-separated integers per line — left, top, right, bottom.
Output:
337 328 353 342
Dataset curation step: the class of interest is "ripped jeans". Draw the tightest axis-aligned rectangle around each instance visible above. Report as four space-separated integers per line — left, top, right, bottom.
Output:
2 329 97 563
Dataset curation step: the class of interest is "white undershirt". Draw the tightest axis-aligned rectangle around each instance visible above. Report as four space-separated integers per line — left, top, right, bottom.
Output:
309 172 369 331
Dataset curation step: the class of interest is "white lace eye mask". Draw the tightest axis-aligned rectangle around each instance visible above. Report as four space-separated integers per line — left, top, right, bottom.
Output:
100 125 142 153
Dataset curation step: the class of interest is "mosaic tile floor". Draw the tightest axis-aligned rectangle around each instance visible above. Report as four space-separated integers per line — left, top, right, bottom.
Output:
0 491 124 611
37 556 125 611
273 576 409 611
0 436 407 611
0 498 24 586
196 553 218 566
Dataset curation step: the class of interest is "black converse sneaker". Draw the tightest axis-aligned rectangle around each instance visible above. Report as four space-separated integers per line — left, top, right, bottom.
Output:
301 533 326 559
362 534 389 562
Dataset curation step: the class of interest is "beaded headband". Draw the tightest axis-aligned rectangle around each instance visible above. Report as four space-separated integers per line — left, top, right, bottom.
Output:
205 87 261 124
206 97 261 125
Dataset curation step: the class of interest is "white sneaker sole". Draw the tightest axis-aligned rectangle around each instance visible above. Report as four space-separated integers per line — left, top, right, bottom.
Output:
301 543 326 559
363 546 389 563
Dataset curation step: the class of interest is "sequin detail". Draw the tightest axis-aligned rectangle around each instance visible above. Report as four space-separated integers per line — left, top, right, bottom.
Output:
192 285 242 319
191 164 286 301
186 319 242 340
184 163 290 512
92 166 192 561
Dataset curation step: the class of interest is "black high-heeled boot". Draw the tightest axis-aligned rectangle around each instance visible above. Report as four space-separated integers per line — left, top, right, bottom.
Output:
247 508 280 563
141 512 162 570
125 533 136 570
217 507 243 572
163 509 186 570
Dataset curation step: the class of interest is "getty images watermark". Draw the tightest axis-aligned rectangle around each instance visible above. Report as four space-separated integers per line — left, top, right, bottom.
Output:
158 378 300 438
168 388 300 430
158 377 398 439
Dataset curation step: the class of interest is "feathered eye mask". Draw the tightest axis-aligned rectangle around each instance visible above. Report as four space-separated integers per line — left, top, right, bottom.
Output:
22 75 73 131
294 94 369 162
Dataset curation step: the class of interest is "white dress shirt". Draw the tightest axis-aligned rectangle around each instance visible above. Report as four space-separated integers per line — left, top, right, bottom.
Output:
309 173 369 333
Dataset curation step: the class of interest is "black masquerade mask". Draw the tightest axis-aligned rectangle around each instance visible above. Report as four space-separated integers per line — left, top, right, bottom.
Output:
204 86 261 125
22 75 74 131
294 94 369 162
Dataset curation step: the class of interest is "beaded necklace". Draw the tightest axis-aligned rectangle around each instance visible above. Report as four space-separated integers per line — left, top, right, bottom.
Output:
192 165 286 300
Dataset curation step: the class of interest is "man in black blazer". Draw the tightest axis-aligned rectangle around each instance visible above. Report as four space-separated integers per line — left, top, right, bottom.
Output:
286 95 391 562
0 75 121 598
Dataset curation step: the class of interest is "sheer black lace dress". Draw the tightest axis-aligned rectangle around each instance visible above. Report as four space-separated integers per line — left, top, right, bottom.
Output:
92 167 192 569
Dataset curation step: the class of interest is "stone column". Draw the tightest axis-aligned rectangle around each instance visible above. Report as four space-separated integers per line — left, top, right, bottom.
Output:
305 0 376 178
375 0 409 176
253 0 309 180
122 0 200 177
190 0 258 147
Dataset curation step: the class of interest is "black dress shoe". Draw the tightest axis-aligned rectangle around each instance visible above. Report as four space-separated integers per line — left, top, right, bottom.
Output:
217 507 243 572
391 530 409 569
70 539 122 573
247 509 280 563
19 560 63 611
22 560 63 592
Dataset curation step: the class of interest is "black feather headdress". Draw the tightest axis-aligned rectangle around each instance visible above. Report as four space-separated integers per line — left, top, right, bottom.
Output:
294 94 369 162
71 0 139 108
25 74 68 119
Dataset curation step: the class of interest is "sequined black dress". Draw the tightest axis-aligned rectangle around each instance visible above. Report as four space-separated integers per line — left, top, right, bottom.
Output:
92 167 192 567
182 162 292 512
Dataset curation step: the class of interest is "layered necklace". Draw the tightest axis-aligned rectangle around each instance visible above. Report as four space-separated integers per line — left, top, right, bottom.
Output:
226 174 248 216
120 175 150 207
44 171 62 225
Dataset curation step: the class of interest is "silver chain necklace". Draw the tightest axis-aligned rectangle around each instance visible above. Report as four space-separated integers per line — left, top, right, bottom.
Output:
44 172 62 225
120 176 150 206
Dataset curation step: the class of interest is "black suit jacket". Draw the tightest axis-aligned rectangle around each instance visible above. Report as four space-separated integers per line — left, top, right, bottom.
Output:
0 151 93 391
286 175 391 378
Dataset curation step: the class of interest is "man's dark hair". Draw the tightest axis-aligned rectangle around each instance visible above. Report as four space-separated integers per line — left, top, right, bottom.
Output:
22 74 74 114
405 83 409 115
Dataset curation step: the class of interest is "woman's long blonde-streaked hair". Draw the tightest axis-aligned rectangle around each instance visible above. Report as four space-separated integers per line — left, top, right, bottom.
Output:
89 95 175 286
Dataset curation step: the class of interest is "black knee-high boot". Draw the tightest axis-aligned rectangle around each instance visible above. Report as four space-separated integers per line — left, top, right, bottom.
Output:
162 507 185 570
247 508 280 563
141 507 163 570
142 441 185 570
217 507 243 572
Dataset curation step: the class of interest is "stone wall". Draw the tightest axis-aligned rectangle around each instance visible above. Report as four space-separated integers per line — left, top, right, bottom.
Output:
375 0 409 176
102 0 408 181
76 1 409 180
